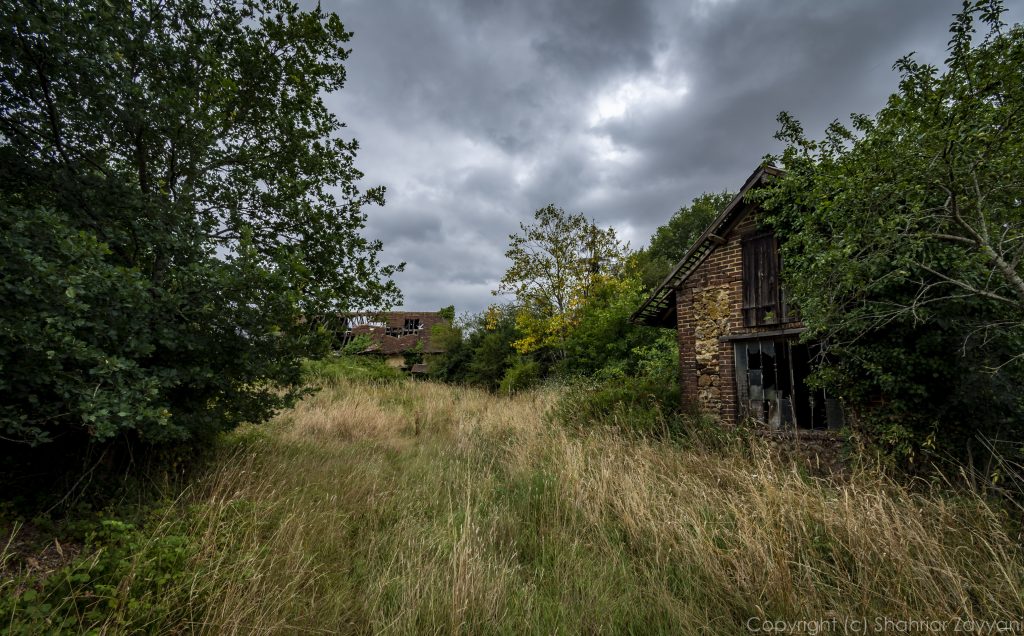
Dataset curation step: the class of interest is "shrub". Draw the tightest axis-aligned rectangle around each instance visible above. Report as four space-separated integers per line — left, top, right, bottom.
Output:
1 206 169 446
430 307 522 390
402 342 425 369
498 359 542 394
1 516 195 634
552 373 684 439
340 334 374 355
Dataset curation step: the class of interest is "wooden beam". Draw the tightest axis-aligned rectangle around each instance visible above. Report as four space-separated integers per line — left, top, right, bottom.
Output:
717 327 807 342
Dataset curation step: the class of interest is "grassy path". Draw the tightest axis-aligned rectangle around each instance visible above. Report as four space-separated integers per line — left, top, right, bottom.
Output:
5 377 1024 633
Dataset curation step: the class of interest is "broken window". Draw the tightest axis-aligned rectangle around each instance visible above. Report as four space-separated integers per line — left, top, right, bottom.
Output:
741 232 787 326
337 314 385 346
387 319 423 337
734 338 842 430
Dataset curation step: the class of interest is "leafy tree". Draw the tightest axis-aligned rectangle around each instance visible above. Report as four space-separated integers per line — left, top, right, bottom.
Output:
635 192 734 289
755 0 1024 460
426 305 459 371
557 263 664 378
437 305 456 323
496 204 627 356
0 0 399 451
426 332 472 384
430 306 522 391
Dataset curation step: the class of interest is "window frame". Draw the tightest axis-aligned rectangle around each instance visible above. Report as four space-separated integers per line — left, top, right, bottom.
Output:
741 231 787 327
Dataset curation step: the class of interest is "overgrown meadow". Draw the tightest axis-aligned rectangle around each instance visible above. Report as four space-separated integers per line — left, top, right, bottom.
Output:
3 360 1021 634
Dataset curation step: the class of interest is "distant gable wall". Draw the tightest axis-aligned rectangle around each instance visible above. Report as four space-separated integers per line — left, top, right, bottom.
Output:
343 312 448 355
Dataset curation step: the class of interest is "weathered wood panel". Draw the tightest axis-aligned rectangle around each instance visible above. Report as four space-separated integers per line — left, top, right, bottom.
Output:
741 232 784 326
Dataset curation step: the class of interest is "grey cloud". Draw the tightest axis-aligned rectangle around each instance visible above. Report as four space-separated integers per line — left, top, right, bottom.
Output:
456 0 658 78
365 209 444 243
323 0 1022 314
529 0 657 79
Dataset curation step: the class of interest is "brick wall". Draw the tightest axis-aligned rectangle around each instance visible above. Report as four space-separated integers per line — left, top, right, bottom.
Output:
346 312 449 355
675 207 803 424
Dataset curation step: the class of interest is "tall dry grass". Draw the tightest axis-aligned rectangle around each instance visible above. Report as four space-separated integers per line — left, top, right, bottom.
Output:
5 373 1023 634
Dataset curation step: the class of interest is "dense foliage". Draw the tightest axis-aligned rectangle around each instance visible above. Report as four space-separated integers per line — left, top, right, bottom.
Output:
302 356 405 385
435 204 684 429
755 1 1024 461
496 204 628 356
0 0 398 455
429 306 524 392
634 191 734 289
555 266 663 378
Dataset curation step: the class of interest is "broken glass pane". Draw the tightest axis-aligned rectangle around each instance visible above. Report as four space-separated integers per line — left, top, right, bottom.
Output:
762 352 777 388
748 347 762 370
748 369 763 400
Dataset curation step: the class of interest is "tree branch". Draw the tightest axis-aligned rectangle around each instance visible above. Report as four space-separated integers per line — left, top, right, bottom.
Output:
916 262 1016 305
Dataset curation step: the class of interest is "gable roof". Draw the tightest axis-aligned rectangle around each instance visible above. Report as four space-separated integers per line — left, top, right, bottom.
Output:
630 164 783 327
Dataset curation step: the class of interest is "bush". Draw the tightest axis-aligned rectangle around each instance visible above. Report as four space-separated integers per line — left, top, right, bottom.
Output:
1 206 170 446
430 307 522 391
1 515 195 634
498 359 542 394
552 373 684 439
402 342 425 369
340 334 374 355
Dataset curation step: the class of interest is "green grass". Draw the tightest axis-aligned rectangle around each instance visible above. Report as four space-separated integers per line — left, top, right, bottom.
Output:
302 354 405 384
3 375 1023 634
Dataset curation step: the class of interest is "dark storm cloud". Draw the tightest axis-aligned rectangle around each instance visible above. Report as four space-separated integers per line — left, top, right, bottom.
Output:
598 3 958 185
456 0 658 79
325 0 1023 313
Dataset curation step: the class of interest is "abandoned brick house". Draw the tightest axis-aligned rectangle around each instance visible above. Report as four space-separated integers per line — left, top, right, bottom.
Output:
338 311 447 373
632 165 842 430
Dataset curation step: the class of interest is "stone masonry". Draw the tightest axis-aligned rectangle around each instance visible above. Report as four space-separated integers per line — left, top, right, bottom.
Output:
676 211 803 423
692 287 730 411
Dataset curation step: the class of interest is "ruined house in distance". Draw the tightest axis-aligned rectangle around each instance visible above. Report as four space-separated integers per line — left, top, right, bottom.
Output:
338 311 448 373
632 165 843 430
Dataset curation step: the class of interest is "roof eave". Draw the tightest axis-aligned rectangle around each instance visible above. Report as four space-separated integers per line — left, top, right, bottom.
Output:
630 164 783 327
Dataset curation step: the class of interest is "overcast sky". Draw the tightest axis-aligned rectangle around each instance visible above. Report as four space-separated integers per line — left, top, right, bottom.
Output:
324 0 1022 315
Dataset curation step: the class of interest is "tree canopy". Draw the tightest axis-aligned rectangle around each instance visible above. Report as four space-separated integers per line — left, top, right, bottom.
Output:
755 0 1024 459
0 0 399 448
495 204 627 356
635 191 734 289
